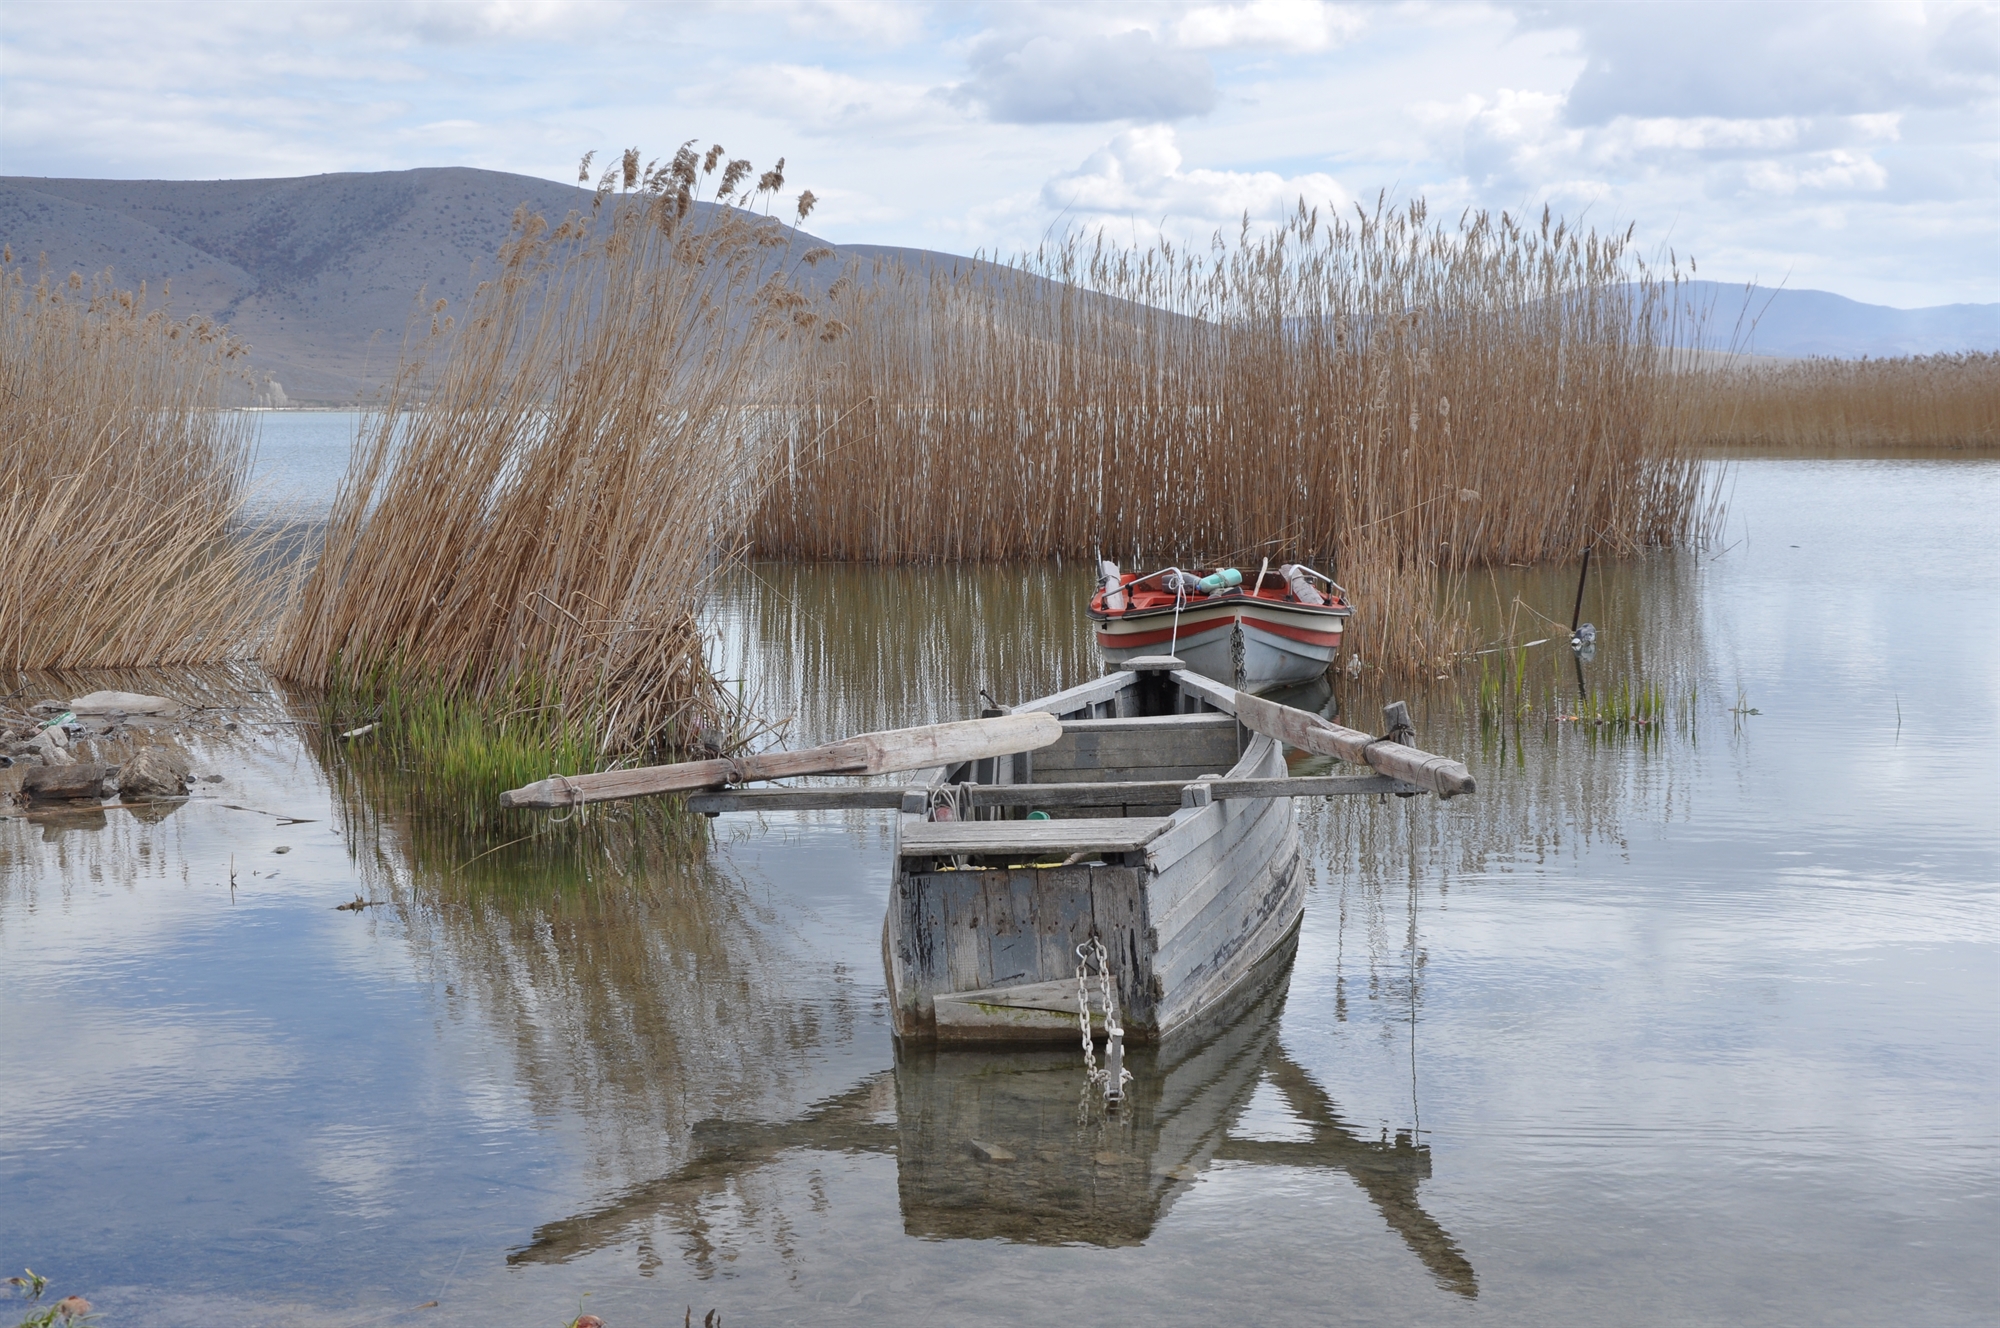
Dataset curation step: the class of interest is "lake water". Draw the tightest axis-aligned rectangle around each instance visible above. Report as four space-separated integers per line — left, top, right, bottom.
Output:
2 420 1996 1327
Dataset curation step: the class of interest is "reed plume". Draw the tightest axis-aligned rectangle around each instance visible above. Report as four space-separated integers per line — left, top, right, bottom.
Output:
0 260 272 671
271 149 826 764
753 198 1707 676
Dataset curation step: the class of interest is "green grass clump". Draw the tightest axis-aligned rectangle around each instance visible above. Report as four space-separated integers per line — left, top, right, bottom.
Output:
1572 679 1666 727
320 663 605 829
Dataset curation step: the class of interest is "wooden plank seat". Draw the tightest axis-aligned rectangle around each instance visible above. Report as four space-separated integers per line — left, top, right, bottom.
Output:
897 817 1173 857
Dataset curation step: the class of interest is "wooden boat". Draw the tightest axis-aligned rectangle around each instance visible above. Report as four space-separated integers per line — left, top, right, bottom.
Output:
502 656 1473 1054
510 935 1478 1296
881 656 1472 1046
1089 560 1354 690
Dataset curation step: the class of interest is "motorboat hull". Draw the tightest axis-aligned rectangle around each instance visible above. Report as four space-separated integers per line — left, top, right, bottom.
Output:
1089 581 1351 692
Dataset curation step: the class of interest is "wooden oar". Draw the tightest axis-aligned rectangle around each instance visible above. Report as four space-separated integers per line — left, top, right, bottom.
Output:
499 712 1063 809
1171 670 1476 799
1234 691 1475 799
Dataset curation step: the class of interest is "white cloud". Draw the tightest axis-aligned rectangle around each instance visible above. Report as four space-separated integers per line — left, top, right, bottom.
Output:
734 64 951 134
772 0 929 45
1172 0 1366 51
1740 150 1892 196
1043 124 1347 227
955 29 1217 123
1513 0 2000 124
1429 86 1920 204
0 0 1991 305
372 0 631 44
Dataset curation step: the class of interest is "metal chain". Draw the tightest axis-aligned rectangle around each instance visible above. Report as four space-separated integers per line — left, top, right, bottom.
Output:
1076 938 1101 1082
1075 937 1132 1107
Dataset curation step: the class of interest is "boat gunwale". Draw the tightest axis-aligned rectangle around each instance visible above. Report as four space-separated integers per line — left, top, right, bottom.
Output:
1086 593 1354 626
893 669 1283 867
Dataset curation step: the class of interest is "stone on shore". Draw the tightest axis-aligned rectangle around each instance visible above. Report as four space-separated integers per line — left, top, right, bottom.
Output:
24 728 73 766
120 745 192 799
23 763 116 801
70 690 180 716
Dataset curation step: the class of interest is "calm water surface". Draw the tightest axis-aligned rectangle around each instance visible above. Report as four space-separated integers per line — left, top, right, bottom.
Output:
2 448 1995 1326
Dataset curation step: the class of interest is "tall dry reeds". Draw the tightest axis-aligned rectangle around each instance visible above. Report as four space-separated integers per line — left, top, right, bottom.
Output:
0 260 271 671
755 200 1706 675
271 145 827 764
1688 352 1999 452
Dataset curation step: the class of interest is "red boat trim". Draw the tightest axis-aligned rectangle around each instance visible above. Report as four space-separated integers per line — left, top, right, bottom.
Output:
1088 593 1351 624
1095 620 1235 649
1238 615 1345 648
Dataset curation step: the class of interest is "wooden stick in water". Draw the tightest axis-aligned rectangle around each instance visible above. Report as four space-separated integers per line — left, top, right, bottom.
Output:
500 713 1063 809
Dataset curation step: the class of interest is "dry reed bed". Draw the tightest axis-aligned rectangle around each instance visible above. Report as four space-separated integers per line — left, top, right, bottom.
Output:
271 146 829 758
754 201 1710 675
0 260 273 671
1689 352 1998 452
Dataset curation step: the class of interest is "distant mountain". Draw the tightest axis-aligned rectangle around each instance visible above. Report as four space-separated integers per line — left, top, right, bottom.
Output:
1663 280 1999 359
4 170 1993 399
0 168 904 403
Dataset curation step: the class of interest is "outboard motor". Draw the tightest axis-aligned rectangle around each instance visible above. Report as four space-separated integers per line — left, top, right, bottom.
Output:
1099 560 1126 613
1280 564 1326 605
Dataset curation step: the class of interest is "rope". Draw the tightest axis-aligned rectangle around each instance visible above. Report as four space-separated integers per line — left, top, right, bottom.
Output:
544 772 586 824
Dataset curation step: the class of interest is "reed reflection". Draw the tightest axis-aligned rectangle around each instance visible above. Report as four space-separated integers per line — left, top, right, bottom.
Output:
510 947 1477 1299
319 736 849 1189
1305 548 1710 897
708 561 1100 748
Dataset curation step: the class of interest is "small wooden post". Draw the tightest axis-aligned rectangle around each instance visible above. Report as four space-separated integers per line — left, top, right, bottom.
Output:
1127 655 1185 719
1381 701 1415 746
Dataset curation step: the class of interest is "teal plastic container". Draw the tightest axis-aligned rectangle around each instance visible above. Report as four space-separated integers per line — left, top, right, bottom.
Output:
1197 568 1243 593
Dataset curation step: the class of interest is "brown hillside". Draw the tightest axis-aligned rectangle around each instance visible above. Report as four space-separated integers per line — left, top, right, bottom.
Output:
0 167 831 402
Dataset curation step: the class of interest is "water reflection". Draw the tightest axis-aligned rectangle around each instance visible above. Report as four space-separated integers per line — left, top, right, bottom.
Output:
322 739 853 1191
0 664 273 897
512 940 1477 1298
708 562 1101 747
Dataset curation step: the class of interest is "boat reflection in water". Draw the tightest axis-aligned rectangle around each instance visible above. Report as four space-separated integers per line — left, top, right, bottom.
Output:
511 935 1476 1299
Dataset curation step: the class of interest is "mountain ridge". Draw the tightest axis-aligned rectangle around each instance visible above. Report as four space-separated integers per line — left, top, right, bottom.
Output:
4 168 1993 402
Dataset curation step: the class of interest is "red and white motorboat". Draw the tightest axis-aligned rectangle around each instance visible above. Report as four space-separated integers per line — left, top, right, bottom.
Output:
1087 560 1354 690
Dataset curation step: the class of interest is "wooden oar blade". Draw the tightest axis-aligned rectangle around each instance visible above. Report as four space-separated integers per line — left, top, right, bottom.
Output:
499 712 1062 809
1230 690 1476 800
500 758 738 808
842 712 1062 776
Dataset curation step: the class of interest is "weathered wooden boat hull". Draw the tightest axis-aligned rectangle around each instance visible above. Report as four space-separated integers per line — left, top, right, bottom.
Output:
892 920 1302 1244
885 668 1306 1046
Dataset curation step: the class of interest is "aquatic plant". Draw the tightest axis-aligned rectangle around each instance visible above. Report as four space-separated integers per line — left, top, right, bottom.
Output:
1690 351 1999 453
0 260 275 671
754 198 1710 674
6 1269 95 1327
1475 646 1534 726
271 143 837 761
1565 679 1668 728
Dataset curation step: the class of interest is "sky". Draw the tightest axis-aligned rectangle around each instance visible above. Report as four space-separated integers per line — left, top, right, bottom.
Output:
1 1 1996 308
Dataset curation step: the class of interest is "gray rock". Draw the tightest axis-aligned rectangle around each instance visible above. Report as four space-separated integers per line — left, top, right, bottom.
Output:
24 763 115 801
24 729 73 766
70 690 179 716
119 745 192 800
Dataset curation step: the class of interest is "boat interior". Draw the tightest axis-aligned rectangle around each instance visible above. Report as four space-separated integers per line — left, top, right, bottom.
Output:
901 664 1265 862
1090 563 1354 618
